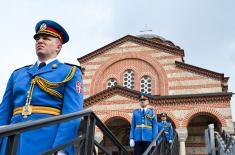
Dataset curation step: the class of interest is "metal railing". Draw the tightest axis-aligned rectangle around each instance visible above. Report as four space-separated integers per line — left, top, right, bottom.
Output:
205 124 216 155
0 109 129 155
204 124 235 155
168 130 179 155
143 129 164 155
143 129 179 155
215 130 235 155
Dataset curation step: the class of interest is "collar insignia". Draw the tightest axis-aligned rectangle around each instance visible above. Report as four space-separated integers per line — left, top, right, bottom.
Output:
52 64 57 69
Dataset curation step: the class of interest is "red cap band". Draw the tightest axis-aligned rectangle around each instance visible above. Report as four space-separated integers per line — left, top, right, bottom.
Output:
37 26 63 42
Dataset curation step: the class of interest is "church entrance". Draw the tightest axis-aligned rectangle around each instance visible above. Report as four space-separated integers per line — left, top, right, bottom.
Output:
186 114 221 155
99 116 133 155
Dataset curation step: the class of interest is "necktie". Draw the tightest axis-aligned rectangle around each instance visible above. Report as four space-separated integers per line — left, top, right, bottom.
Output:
38 62 46 70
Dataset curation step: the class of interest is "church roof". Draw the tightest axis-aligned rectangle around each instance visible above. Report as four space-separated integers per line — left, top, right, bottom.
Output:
175 61 229 92
136 34 166 40
175 61 228 81
78 35 184 63
135 34 180 49
84 85 232 107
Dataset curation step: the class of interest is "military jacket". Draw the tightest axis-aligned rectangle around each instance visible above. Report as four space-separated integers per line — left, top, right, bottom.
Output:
158 121 173 142
130 108 158 142
0 59 83 155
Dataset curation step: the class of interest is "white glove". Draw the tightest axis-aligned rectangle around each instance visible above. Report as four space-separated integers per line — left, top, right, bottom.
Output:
153 141 156 146
169 140 172 143
130 139 135 147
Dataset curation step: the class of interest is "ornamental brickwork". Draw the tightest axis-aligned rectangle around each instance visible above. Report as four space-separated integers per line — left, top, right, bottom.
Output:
78 34 233 155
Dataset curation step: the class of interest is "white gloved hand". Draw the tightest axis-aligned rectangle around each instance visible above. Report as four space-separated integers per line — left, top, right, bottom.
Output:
153 141 156 146
169 140 172 143
130 139 135 147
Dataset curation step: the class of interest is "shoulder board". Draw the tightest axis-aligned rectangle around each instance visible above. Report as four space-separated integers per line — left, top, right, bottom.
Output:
163 122 171 126
14 65 32 72
133 109 139 113
148 108 154 112
64 62 82 70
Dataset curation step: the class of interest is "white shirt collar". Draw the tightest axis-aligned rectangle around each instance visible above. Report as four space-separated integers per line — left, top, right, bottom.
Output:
141 107 148 112
37 58 57 66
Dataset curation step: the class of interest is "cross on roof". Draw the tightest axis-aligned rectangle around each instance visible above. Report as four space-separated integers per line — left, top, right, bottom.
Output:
140 24 152 33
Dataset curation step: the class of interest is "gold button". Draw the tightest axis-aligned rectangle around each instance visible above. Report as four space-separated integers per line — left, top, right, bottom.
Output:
52 64 57 69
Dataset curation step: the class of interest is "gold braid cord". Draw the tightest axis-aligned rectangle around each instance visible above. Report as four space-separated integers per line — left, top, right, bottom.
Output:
146 113 155 121
32 66 76 99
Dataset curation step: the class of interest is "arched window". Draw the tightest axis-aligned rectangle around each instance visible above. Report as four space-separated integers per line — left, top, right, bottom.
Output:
106 78 117 89
140 76 152 94
123 69 134 89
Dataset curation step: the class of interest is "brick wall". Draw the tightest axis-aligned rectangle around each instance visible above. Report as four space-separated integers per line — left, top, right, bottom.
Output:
82 41 224 99
80 37 233 154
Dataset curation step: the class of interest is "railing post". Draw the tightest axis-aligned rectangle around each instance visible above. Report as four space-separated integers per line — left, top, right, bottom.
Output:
5 133 20 155
118 148 123 155
80 115 90 155
80 114 96 155
208 124 216 155
87 115 96 155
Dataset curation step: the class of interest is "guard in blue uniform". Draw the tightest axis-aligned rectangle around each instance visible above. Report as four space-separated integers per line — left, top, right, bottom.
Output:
158 113 173 143
129 94 158 155
0 20 83 155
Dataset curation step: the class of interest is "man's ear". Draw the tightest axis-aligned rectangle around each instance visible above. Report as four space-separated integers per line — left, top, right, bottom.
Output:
58 43 62 50
56 39 62 53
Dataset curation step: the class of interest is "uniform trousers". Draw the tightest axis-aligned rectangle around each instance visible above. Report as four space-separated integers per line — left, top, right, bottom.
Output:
134 141 151 155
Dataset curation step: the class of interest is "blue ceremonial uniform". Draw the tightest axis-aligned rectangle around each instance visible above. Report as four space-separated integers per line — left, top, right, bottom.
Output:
130 108 158 141
158 121 173 143
0 59 83 155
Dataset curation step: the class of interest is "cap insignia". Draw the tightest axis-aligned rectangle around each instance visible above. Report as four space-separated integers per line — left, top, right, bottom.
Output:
40 23 47 30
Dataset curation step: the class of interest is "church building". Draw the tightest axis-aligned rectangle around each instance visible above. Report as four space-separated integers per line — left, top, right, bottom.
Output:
78 34 233 155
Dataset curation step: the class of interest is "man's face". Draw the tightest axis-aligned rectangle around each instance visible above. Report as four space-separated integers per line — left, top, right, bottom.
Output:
35 34 62 60
139 99 149 108
161 116 167 121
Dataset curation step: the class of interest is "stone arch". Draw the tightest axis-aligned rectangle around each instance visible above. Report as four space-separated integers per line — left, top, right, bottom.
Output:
90 52 169 96
100 58 161 94
101 114 132 154
101 111 132 124
182 108 226 128
155 110 180 128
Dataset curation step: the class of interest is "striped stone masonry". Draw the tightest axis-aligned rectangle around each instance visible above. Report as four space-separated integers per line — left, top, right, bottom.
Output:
78 35 233 155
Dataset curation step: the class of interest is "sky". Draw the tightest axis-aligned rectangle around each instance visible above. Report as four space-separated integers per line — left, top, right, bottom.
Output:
0 0 234 121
